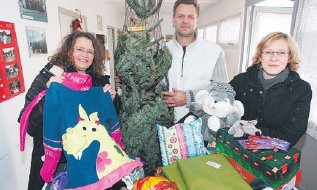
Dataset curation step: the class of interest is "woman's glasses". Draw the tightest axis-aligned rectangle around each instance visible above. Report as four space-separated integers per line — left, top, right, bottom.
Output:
74 47 95 57
262 50 289 58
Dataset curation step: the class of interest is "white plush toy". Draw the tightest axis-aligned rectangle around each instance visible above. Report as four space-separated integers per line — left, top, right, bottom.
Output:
185 82 244 143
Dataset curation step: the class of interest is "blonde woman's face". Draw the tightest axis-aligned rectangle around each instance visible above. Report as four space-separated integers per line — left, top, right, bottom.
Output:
261 39 289 79
72 37 94 73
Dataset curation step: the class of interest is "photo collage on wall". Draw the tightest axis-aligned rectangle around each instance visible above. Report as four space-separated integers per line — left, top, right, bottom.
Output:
0 21 25 103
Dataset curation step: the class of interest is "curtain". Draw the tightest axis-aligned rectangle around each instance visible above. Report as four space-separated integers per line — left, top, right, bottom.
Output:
294 0 317 139
218 16 241 45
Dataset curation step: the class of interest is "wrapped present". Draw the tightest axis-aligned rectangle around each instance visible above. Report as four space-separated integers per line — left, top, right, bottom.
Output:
226 156 302 189
241 148 252 169
163 153 252 190
238 136 291 151
282 148 301 169
133 176 177 190
261 148 300 182
215 127 228 152
177 154 252 190
223 131 244 161
216 129 301 186
249 149 275 175
161 163 187 190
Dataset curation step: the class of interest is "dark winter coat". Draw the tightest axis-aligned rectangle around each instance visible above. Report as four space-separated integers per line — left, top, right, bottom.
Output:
229 64 312 146
17 62 119 190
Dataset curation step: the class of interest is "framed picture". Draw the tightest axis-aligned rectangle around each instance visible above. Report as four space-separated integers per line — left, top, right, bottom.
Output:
2 47 16 63
58 7 88 40
9 79 21 95
0 21 25 103
0 29 13 44
5 63 20 79
19 0 48 22
97 15 103 31
26 27 48 57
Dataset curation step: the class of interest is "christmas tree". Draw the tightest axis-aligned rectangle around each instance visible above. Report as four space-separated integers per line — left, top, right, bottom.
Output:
114 0 174 175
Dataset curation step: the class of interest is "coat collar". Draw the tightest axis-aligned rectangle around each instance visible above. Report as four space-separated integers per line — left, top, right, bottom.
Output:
246 64 301 88
172 31 200 49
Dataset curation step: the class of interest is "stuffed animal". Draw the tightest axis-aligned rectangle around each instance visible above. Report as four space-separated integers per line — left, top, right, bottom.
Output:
228 120 262 138
185 82 244 143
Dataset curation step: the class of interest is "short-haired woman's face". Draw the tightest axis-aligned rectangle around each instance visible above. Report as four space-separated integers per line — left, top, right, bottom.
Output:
261 38 289 79
72 37 94 73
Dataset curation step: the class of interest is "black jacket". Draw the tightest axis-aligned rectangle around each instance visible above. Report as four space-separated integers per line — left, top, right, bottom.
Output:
230 65 312 146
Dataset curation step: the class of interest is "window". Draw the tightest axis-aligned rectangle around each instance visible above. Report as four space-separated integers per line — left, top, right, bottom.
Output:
241 3 293 71
197 28 204 39
294 0 317 139
205 24 217 43
218 15 241 45
248 7 292 67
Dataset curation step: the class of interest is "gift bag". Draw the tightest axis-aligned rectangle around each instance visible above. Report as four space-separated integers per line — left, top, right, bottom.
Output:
49 171 67 190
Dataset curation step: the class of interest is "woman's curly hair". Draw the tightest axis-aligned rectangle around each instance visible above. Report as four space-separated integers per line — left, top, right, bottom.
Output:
49 31 105 76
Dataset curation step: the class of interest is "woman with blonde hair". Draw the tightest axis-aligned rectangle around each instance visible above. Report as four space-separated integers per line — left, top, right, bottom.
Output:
230 32 312 146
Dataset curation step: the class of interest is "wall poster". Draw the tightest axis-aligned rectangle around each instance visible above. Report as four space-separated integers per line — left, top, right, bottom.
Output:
19 0 48 22
26 26 48 57
0 21 25 103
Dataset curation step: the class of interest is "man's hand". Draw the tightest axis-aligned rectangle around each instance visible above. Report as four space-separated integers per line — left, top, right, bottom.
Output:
162 88 186 107
103 84 116 100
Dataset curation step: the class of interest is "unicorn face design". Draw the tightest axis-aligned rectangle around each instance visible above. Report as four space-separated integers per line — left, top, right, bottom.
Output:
60 104 141 180
62 104 108 160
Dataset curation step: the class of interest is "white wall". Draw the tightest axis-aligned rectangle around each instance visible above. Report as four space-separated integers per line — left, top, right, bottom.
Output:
161 14 174 37
0 0 124 189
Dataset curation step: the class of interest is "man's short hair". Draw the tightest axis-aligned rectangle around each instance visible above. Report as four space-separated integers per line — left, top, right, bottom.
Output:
173 0 200 17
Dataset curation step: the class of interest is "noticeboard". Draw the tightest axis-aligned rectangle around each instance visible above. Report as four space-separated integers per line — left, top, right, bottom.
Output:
0 21 25 103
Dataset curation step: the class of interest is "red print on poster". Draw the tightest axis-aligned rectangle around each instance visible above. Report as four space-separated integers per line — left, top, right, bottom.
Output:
0 21 25 103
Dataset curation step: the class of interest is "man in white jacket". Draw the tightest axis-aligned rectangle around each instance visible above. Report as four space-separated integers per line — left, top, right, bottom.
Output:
163 0 229 122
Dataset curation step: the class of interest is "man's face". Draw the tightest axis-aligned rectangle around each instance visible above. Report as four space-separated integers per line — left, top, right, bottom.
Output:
173 4 198 38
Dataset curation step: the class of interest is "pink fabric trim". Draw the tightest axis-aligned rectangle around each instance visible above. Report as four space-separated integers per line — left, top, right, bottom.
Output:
175 124 188 159
19 72 92 151
19 90 47 151
111 129 125 150
65 158 143 190
40 144 62 183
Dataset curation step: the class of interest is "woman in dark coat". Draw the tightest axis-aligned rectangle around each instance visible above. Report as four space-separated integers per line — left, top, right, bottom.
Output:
230 32 312 146
18 31 122 190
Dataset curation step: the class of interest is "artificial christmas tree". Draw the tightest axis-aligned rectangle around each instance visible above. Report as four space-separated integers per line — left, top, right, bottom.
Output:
115 0 174 175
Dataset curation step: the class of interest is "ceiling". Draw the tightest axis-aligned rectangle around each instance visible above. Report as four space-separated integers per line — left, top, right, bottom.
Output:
105 0 220 17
